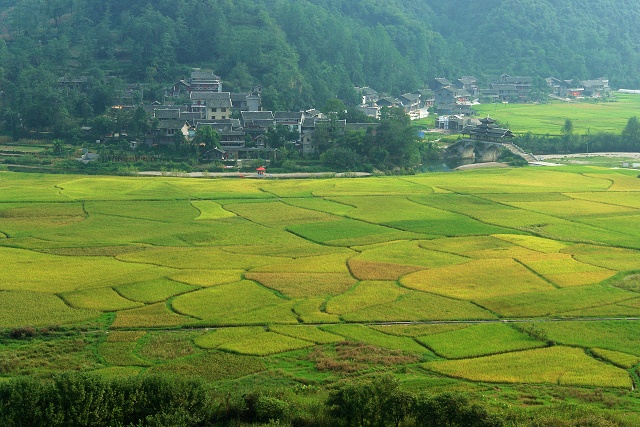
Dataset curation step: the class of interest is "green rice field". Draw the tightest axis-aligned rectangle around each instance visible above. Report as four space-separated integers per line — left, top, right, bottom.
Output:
1 167 640 419
473 92 640 135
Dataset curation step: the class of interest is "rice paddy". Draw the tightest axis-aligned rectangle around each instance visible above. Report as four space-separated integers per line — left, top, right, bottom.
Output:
115 278 199 303
1 167 639 393
425 346 633 388
401 258 555 300
218 332 314 356
416 323 546 359
61 287 144 311
320 324 430 354
0 291 100 327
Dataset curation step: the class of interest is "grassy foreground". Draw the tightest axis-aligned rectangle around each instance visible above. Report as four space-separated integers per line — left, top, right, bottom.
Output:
1 167 640 423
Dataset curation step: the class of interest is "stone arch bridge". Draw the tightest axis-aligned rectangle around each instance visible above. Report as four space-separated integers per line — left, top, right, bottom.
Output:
445 139 537 163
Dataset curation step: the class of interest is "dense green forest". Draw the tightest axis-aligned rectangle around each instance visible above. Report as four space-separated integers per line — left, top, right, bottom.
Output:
1 0 640 115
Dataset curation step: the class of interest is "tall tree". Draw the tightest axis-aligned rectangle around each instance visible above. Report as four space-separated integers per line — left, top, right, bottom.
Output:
622 116 640 150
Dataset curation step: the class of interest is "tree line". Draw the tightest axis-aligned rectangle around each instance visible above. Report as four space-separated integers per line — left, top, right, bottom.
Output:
0 373 627 427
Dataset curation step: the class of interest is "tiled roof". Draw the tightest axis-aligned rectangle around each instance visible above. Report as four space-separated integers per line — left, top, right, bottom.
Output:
275 111 304 120
242 111 275 120
154 109 181 120
156 120 189 130
191 71 221 81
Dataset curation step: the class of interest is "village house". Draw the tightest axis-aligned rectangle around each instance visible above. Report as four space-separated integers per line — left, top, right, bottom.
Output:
581 79 610 97
545 77 562 95
492 75 532 101
193 119 241 133
357 105 381 119
499 74 532 90
437 115 479 132
305 109 325 119
230 89 262 112
274 111 305 134
171 70 222 97
429 77 451 92
434 87 471 114
478 88 499 103
241 111 276 146
399 93 421 113
356 86 380 105
491 83 520 101
189 92 233 120
152 108 182 121
415 89 435 108
453 76 479 97
376 96 403 108
145 119 190 146
58 76 89 96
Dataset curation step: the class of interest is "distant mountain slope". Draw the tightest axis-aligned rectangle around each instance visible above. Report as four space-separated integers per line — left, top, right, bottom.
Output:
425 0 640 86
0 0 639 110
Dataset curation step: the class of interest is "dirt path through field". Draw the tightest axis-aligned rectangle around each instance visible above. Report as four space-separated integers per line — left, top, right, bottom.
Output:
94 316 640 334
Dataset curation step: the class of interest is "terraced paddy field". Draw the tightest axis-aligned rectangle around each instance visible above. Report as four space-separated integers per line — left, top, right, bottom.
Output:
1 167 640 422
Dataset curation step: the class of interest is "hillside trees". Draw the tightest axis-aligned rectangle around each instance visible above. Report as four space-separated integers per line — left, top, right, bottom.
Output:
2 0 640 141
13 67 72 135
320 107 422 171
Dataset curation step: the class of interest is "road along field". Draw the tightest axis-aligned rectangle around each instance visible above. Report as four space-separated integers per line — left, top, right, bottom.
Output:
0 167 639 415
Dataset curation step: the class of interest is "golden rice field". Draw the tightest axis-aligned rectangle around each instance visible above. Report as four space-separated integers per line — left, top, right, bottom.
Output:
1 167 639 392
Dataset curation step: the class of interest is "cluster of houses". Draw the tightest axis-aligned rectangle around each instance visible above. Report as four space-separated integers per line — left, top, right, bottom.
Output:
100 69 613 159
544 77 610 99
431 75 610 131
355 74 575 122
141 70 377 160
355 87 433 120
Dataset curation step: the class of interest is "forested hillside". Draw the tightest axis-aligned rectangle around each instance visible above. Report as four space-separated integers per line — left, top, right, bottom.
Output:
1 0 640 111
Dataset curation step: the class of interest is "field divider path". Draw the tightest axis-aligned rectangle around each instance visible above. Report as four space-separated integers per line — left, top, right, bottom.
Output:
467 301 503 319
564 191 640 212
164 296 203 321
53 184 75 200
92 316 640 335
513 259 561 289
578 172 615 191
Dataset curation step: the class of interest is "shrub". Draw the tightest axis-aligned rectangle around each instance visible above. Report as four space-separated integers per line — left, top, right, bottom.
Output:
326 376 413 427
413 392 503 427
8 326 36 339
243 393 290 423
